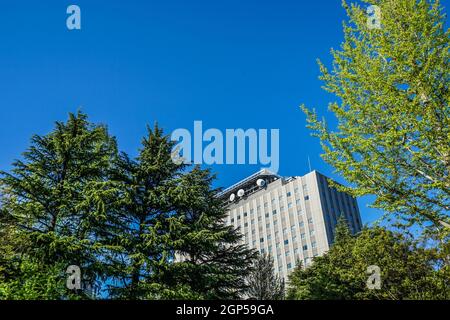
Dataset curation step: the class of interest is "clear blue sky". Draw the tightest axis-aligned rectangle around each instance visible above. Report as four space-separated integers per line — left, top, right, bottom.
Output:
1 0 448 226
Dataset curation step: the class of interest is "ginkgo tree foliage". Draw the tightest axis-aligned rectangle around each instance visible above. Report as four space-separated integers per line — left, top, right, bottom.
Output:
302 0 450 231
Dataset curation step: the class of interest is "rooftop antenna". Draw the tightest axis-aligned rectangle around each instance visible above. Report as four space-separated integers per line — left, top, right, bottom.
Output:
308 156 312 173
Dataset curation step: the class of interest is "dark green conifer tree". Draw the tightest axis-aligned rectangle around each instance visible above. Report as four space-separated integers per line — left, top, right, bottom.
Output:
0 112 117 299
103 125 256 299
245 254 285 300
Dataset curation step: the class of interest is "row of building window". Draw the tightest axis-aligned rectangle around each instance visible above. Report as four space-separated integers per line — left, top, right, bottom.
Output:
230 184 311 220
241 218 313 229
276 255 317 274
240 219 315 242
259 242 317 253
249 227 315 240
231 206 313 224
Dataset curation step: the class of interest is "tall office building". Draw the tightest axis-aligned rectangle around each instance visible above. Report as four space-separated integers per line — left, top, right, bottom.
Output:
218 169 362 279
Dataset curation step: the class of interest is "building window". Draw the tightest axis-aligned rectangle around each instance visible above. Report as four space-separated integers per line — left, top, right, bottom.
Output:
287 263 292 269
304 195 309 200
260 238 264 243
285 251 290 256
308 218 313 224
287 192 292 197
303 245 308 251
288 202 293 208
312 241 317 248
301 233 306 239
231 218 235 223
284 240 289 245
251 219 255 224
244 222 248 227
272 209 277 215
274 220 278 225
244 212 248 217
265 213 269 218
237 215 241 220
310 230 315 236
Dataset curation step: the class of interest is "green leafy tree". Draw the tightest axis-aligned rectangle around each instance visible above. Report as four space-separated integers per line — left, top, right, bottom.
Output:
301 0 450 230
245 254 284 300
0 115 255 300
0 112 117 299
0 224 21 296
103 125 256 299
287 219 449 300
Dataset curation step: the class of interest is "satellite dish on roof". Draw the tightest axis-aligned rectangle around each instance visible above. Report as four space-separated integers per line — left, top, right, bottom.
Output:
237 189 245 197
256 179 266 187
229 193 236 202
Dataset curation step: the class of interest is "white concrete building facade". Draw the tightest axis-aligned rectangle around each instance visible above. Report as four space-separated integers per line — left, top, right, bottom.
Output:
219 170 362 279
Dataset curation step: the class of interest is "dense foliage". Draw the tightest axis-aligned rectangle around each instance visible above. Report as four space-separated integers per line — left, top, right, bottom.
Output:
302 0 450 230
0 112 255 300
0 112 117 299
245 254 285 300
287 219 449 300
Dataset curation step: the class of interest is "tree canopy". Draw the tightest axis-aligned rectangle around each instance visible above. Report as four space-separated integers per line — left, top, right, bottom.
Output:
302 0 450 230
287 219 449 300
0 112 256 300
245 254 285 300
